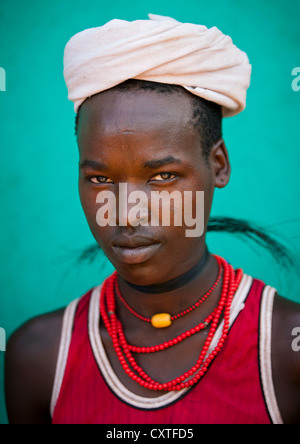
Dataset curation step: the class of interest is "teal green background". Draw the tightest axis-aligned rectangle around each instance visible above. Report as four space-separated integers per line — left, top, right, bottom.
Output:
0 0 299 424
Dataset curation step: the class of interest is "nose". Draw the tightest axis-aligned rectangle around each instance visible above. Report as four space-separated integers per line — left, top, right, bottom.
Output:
117 183 150 227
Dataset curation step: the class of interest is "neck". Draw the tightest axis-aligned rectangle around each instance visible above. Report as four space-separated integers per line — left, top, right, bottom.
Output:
117 249 220 320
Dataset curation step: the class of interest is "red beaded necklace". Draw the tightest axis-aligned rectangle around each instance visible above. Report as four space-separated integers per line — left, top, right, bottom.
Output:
115 260 223 328
100 255 243 392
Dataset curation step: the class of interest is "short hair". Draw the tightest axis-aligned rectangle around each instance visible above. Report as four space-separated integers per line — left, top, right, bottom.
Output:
75 79 223 161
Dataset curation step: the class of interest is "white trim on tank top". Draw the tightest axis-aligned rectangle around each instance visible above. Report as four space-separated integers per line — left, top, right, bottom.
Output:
259 286 284 424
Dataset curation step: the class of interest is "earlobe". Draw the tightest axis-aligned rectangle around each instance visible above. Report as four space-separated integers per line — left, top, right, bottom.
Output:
211 139 231 189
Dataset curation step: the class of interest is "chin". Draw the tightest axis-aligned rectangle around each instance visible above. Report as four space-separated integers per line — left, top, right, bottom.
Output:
111 259 169 286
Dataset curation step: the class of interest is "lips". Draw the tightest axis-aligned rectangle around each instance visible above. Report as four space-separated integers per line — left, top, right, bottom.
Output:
111 235 162 264
112 235 159 249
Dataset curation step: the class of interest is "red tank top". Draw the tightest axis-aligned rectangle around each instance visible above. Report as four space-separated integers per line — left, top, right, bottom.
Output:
51 273 281 424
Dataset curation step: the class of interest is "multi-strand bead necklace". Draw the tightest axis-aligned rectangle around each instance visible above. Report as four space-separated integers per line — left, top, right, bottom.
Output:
100 255 243 392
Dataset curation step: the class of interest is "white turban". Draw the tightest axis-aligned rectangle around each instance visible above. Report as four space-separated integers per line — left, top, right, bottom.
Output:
63 14 252 117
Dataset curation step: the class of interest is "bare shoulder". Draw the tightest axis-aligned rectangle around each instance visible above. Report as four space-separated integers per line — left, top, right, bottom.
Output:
5 307 65 424
272 293 300 424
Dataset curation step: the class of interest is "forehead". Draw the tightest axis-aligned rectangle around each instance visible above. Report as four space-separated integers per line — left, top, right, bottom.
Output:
77 88 203 166
78 87 196 137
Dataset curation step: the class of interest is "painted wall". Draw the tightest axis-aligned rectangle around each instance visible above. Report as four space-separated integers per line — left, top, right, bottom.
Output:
0 0 299 424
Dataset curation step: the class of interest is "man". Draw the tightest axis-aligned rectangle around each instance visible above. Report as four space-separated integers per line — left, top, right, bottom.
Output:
5 14 300 424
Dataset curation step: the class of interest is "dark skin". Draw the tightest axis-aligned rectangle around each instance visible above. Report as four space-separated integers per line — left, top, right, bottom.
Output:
5 88 300 424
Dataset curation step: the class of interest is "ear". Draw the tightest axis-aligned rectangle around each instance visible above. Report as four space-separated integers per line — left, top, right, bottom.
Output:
209 139 231 188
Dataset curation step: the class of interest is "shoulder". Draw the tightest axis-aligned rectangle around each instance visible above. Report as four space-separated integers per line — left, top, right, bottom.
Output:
5 307 66 424
271 293 300 424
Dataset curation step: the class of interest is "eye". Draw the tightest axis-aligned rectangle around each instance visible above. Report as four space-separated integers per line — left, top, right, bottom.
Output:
89 176 114 184
150 172 177 182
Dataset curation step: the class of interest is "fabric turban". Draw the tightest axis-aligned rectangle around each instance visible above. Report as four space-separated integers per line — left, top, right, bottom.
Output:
63 14 252 117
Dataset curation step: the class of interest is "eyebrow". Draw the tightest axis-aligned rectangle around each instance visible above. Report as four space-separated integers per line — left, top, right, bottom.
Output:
79 156 184 171
143 156 183 169
79 160 108 171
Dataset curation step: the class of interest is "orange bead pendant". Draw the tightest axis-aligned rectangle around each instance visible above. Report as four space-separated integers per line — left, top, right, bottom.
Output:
151 313 172 328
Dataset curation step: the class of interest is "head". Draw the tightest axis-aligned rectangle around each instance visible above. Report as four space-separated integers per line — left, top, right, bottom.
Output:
76 79 231 285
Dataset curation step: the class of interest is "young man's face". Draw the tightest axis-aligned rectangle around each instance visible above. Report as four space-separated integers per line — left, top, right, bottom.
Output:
77 87 230 285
